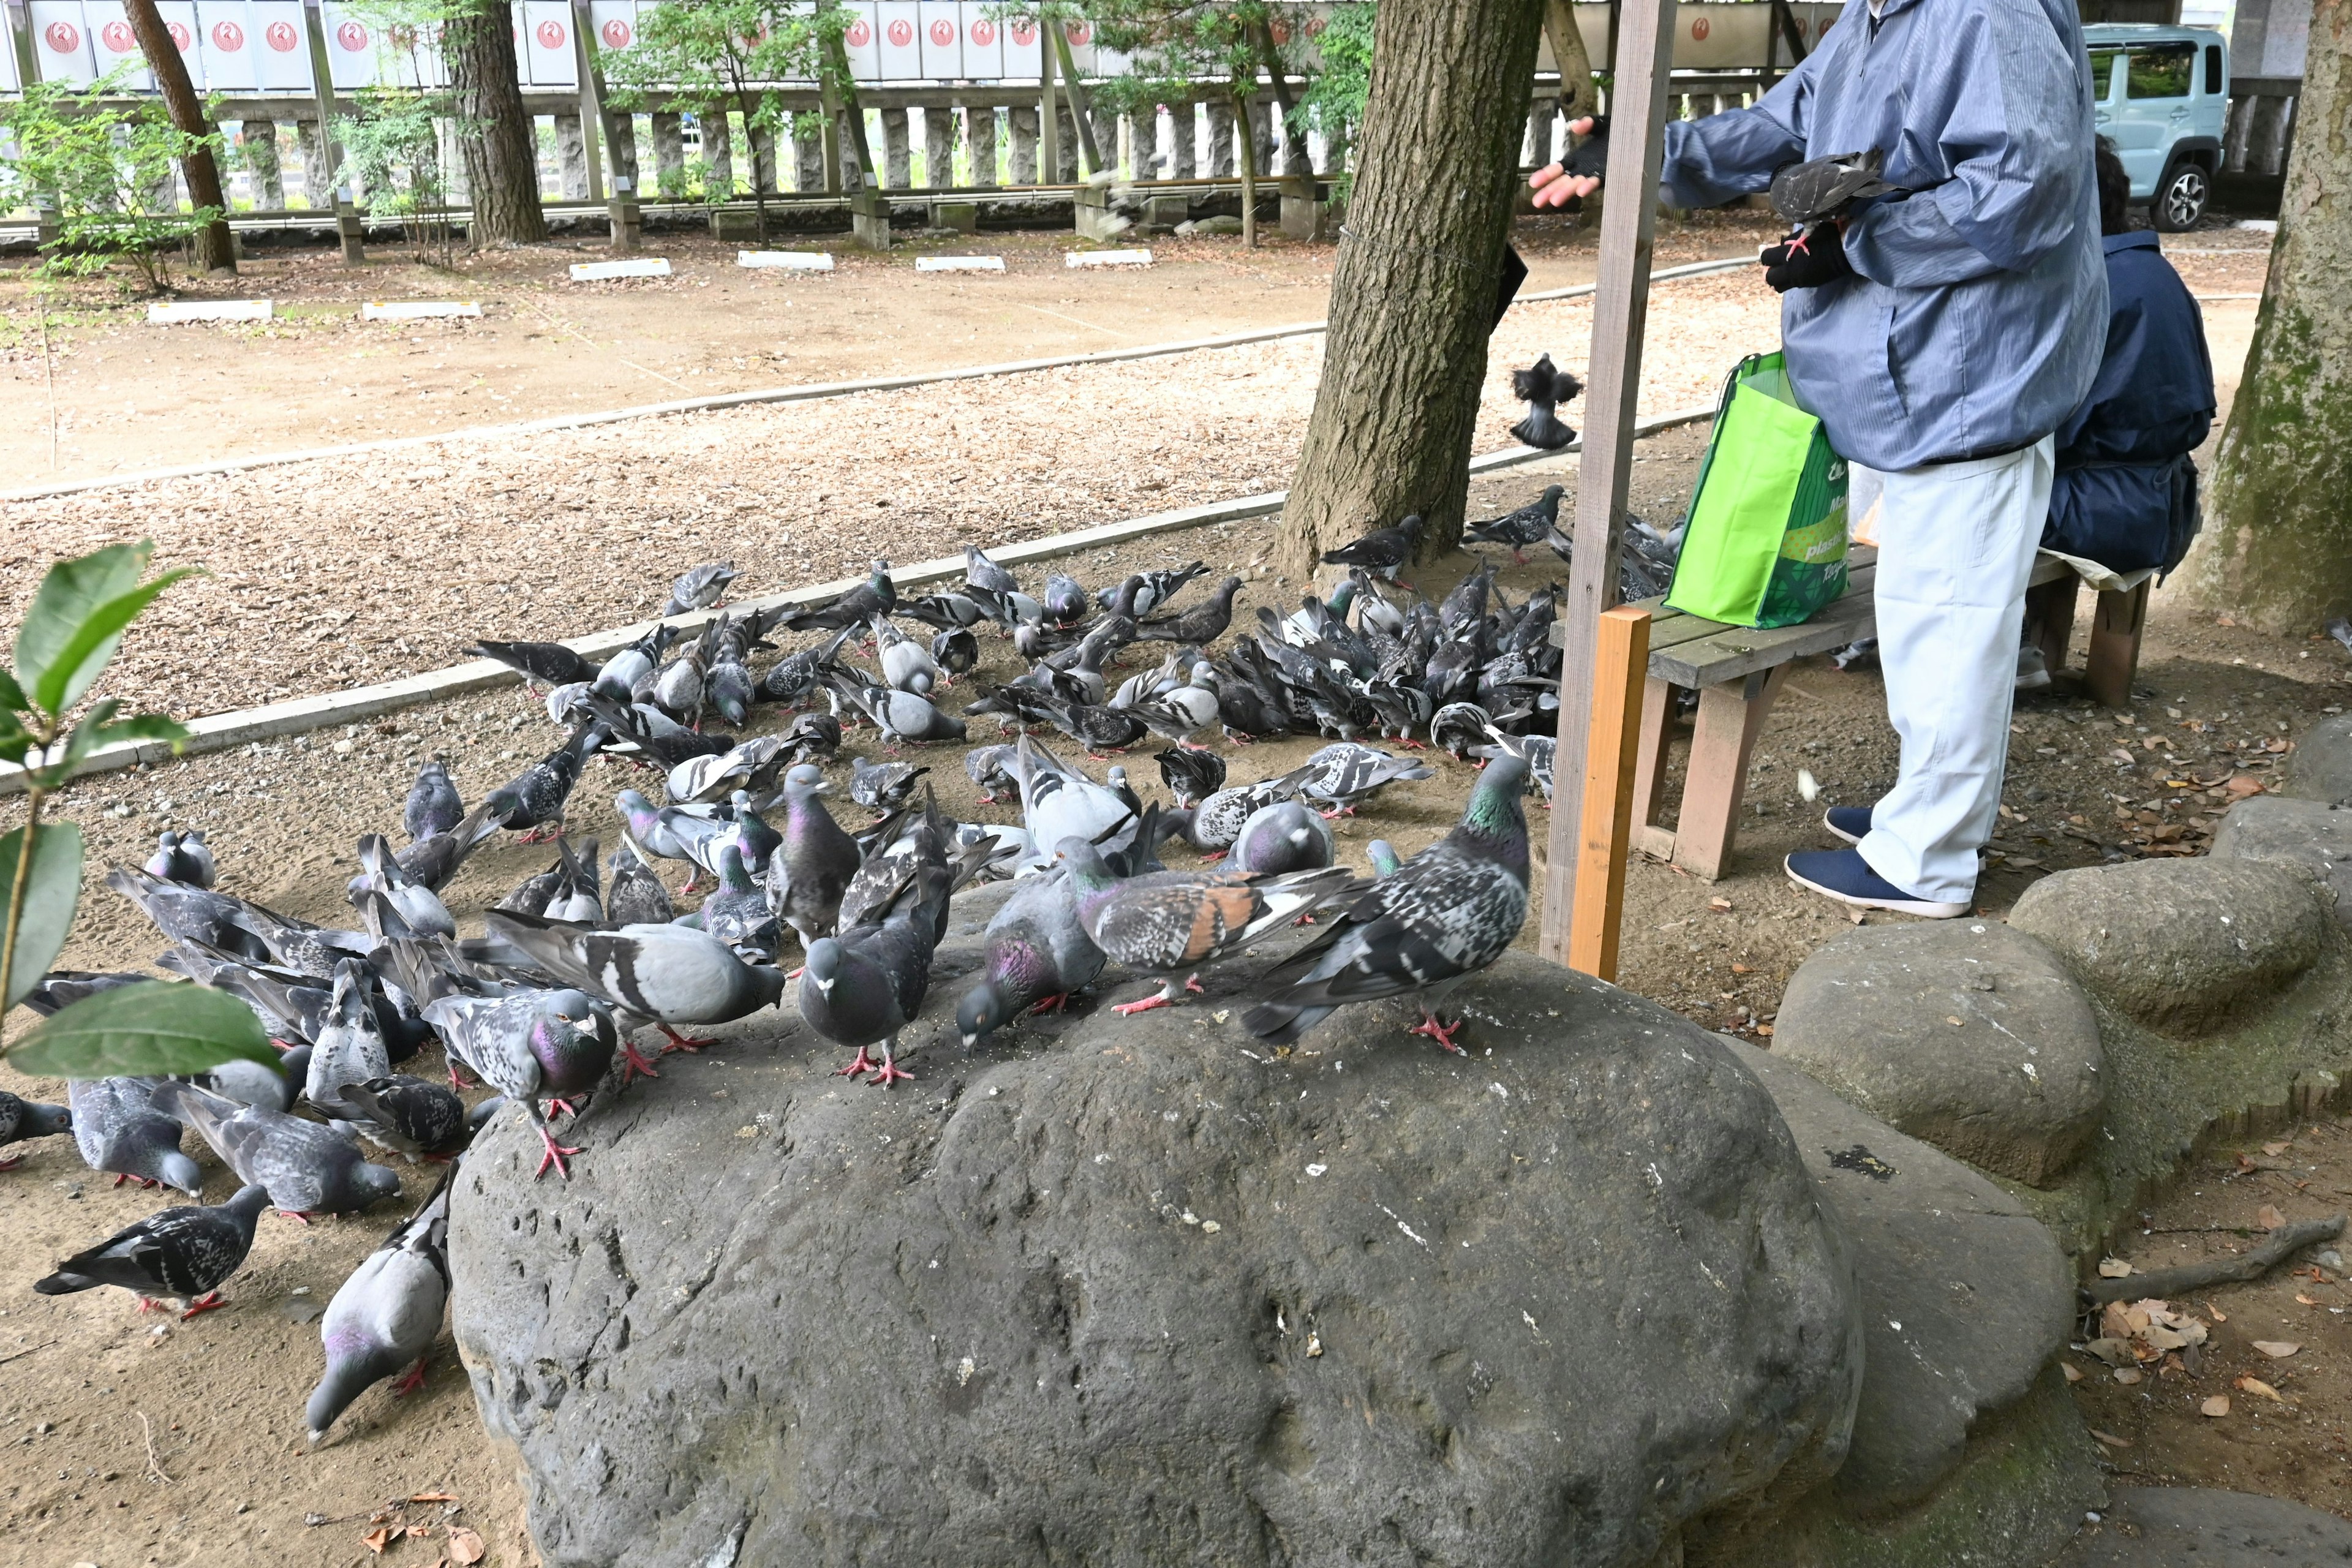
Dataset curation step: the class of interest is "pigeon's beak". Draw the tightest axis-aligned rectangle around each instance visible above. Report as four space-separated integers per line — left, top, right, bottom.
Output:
960 1031 978 1048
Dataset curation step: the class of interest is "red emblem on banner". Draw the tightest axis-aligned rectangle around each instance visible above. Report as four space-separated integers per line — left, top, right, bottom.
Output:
536 18 565 48
100 19 134 51
601 17 630 47
847 18 870 45
1065 21 1089 43
886 17 913 47
43 19 78 51
1691 15 1710 37
265 18 298 50
336 20 367 50
928 17 952 45
212 18 244 48
167 20 190 48
969 17 994 45
1009 20 1035 45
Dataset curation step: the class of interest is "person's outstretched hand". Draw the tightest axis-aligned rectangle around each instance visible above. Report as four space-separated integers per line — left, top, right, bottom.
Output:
1528 116 1608 208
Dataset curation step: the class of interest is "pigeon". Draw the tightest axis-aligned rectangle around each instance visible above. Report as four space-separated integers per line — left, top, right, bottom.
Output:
780 710 845 766
305 1172 453 1446
2326 617 2352 655
21 969 153 1016
663 560 740 617
756 626 854 707
68 1077 202 1194
963 545 1019 598
965 742 1022 802
767 764 862 950
1319 514 1425 586
873 616 944 693
351 834 456 940
545 836 605 924
1058 839 1354 1013
159 1082 403 1217
1243 754 1533 1052
1278 742 1437 816
1509 356 1582 451
1474 725 1559 800
1035 695 1148 756
1136 576 1243 646
956 869 1106 1048
143 829 216 888
850 756 930 814
304 959 394 1120
781 560 895 633
932 625 980 676
1769 145 1899 227
1133 561 1210 619
1366 840 1406 878
797 845 951 1088
483 910 790 1056
1013 736 1136 870
606 842 676 927
1128 664 1223 747
472 638 599 690
1043 572 1090 625
650 639 708 728
394 802 502 893
1229 801 1336 875
1166 776 1298 857
0 1088 72 1170
421 988 619 1177
614 787 715 881
695 845 782 959
483 722 605 843
706 631 757 730
1156 745 1227 809
855 684 968 747
36 1183 271 1319
332 1074 470 1161
402 761 464 842
899 591 987 631
666 735 791 807
1466 484 1566 562
590 624 677 703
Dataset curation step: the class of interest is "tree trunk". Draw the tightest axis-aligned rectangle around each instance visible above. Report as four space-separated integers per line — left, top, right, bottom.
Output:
121 0 233 273
2178 0 2349 631
1545 0 1597 122
1234 86 1258 248
447 0 546 246
1276 0 1548 575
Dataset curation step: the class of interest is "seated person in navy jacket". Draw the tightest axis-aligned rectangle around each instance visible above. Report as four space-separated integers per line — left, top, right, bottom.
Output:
2044 138 2217 578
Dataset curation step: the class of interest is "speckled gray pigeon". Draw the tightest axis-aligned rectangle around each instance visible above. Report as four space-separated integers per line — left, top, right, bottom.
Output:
36 1183 270 1318
304 959 393 1120
1243 755 1532 1052
421 988 619 1178
159 1082 402 1217
956 870 1106 1049
849 756 929 814
1277 742 1436 816
69 1077 202 1194
605 842 676 927
662 560 740 617
333 1074 470 1161
403 760 464 842
0 1089 72 1170
695 845 781 959
305 1172 452 1446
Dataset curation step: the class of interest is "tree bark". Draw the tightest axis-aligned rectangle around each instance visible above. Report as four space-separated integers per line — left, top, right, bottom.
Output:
2178 0 2349 631
121 0 233 273
1234 85 1258 248
1276 0 1548 575
447 0 547 246
1544 0 1597 122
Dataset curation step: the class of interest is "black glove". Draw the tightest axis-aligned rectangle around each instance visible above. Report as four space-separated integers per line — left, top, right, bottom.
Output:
1564 116 1610 180
1760 222 1854 293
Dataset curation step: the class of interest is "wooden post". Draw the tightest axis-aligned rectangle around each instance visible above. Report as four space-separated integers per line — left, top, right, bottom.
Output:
299 0 363 264
1568 606 1652 981
570 0 636 249
1050 23 1103 176
1538 0 1678 963
1040 23 1060 182
2085 580 2150 709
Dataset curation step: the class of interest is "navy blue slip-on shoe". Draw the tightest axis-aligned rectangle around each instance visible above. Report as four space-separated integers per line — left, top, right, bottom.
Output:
1785 848 1969 919
1823 804 1875 845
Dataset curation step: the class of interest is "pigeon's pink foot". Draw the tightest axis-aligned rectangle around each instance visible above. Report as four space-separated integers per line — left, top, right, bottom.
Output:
1114 990 1174 1016
835 1047 877 1079
534 1129 584 1180
1023 992 1069 1018
1199 850 1229 864
543 1097 578 1120
1396 738 1429 750
391 1355 429 1396
1407 1011 1468 1055
620 1041 663 1085
136 1297 157 1314
1183 974 1205 995
279 1210 315 1224
658 1025 715 1054
179 1291 226 1321
866 1055 916 1088
0 1154 22 1172
447 1061 475 1090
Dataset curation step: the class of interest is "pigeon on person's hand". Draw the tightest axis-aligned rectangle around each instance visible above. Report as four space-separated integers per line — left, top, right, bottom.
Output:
662 560 740 617
36 1183 271 1319
957 869 1106 1048
1319 515 1425 586
402 760 464 843
0 1089 72 1170
1244 754 1533 1052
1508 358 1582 451
306 1173 452 1446
159 1081 402 1218
1769 145 1898 227
69 1077 202 1194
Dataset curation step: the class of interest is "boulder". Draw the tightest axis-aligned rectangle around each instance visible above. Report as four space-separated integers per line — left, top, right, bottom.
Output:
2063 1486 2352 1566
1719 1042 2078 1522
1771 922 2105 1187
2211 796 2352 930
2009 859 2334 1039
450 905 1861 1568
2277 713 2352 804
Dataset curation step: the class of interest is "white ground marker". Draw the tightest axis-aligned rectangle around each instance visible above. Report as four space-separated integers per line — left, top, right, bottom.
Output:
914 255 1006 273
146 300 273 324
569 258 673 281
360 301 484 321
1067 249 1152 268
738 250 835 271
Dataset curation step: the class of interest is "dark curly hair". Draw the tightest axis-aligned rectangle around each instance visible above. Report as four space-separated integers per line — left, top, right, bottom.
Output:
2095 135 2132 236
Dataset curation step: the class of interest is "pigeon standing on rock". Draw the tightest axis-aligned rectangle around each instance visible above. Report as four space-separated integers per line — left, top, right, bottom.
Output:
1244 754 1533 1052
306 1174 453 1446
403 761 464 842
160 1082 403 1217
0 1090 72 1170
663 560 740 617
421 988 619 1177
798 849 951 1087
35 1183 271 1319
1509 355 1583 450
956 869 1106 1049
69 1077 202 1194
767 764 862 951
484 910 789 1057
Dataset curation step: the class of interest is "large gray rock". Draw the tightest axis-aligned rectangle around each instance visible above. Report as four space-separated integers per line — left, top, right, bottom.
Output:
2010 858 2334 1039
450 908 1861 1568
1722 1042 2077 1521
1771 922 2105 1187
2211 796 2352 930
2278 713 2352 804
2064 1487 2352 1566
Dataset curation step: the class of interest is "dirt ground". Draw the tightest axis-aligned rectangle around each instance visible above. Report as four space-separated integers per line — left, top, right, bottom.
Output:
0 224 2316 1564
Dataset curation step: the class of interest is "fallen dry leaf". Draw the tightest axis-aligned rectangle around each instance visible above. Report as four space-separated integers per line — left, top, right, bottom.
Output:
2090 1428 2133 1447
2060 1361 2083 1383
2253 1340 2301 1358
363 1525 394 1556
2085 1337 2134 1366
2113 1367 2144 1385
2258 1204 2287 1231
2208 1303 2228 1322
448 1526 487 1565
2201 1395 2231 1417
1708 897 1733 912
2298 1294 2321 1306
1730 963 1754 975
2236 1376 2285 1402
2097 1257 2134 1278
2264 1142 2293 1156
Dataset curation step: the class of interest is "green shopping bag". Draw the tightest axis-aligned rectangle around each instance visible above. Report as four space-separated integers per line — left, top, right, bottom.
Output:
1664 352 1849 628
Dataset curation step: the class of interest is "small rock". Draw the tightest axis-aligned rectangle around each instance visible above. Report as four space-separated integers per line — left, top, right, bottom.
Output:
280 1298 325 1324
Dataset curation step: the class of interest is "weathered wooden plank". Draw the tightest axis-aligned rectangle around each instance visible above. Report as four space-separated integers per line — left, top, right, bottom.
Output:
1568 606 1653 980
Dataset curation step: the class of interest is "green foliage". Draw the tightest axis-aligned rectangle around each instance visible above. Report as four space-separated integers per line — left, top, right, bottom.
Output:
0 66 226 290
9 981 276 1077
330 0 469 263
1062 1 1277 113
0 542 254 1082
1295 1 1371 190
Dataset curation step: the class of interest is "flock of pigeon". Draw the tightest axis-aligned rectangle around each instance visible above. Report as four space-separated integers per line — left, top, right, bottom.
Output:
6 500 1640 1448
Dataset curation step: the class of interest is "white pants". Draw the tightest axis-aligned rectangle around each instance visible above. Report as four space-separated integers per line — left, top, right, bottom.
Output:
1854 437 2055 904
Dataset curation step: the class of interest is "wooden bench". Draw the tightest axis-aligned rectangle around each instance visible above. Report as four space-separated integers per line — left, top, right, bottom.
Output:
1548 549 2151 880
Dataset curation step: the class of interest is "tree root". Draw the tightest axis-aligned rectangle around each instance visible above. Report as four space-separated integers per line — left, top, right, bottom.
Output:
2084 1213 2348 1305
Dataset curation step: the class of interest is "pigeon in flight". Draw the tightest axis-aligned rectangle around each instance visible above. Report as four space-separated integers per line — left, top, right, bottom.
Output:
36 1183 271 1319
1509 356 1582 451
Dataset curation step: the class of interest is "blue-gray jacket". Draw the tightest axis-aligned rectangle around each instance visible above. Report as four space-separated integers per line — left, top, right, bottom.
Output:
1657 0 2108 471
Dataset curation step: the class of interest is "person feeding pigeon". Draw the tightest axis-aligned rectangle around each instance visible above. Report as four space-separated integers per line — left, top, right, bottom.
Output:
1527 0 2105 918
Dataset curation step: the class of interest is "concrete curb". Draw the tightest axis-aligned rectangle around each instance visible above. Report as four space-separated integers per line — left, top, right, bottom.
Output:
0 257 1752 506
4 403 1717 794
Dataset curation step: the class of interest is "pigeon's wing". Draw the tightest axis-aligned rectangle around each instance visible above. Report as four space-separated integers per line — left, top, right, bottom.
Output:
1090 880 1265 970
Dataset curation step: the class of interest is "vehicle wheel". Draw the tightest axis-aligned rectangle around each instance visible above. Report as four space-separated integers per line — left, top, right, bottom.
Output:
2153 159 2209 232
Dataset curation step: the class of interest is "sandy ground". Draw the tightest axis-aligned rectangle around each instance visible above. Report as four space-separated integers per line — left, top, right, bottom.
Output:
0 225 2311 1564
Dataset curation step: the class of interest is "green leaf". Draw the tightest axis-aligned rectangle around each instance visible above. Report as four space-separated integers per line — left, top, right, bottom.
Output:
53 696 120 777
0 820 84 1013
26 566 199 716
0 712 37 769
0 666 24 710
13 541 147 711
92 712 189 753
7 980 276 1077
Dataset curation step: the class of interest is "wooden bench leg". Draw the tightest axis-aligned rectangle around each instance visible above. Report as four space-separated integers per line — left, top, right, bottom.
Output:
2024 577 2078 679
1673 665 1790 881
1630 677 1681 863
2085 579 2150 709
